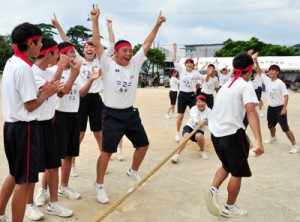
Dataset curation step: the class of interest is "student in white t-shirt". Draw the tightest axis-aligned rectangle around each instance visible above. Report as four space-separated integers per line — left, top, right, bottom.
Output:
171 95 211 163
205 52 264 218
91 5 166 204
165 69 180 119
253 55 299 154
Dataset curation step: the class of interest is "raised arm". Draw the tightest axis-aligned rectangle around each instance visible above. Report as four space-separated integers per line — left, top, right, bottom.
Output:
52 13 70 43
172 43 177 63
106 18 115 57
142 11 166 54
91 4 104 60
252 52 262 75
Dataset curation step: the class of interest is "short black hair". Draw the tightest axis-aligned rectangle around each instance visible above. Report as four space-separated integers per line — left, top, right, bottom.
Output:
269 64 280 72
36 37 58 59
232 52 254 74
11 22 42 52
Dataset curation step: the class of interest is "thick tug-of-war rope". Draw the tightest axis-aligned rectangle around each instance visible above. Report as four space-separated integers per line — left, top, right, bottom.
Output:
95 123 203 222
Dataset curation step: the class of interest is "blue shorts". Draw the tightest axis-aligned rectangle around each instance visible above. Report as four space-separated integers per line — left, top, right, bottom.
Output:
182 125 204 142
4 121 40 184
54 111 80 158
177 91 196 114
267 105 289 132
78 93 103 132
169 91 178 105
211 129 252 177
102 106 149 153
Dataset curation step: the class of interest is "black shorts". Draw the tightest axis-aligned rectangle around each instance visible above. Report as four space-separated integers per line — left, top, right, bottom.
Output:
102 106 149 153
54 111 80 158
255 87 262 101
200 92 214 109
78 93 103 132
177 91 196 113
4 121 40 184
211 129 252 177
182 125 204 142
267 105 289 132
38 120 61 171
169 91 178 105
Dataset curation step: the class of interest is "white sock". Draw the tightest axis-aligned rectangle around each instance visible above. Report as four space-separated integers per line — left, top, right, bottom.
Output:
210 186 218 192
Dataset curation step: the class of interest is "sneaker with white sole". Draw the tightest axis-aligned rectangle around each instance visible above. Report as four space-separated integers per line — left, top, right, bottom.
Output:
221 205 248 218
171 154 180 163
264 136 278 144
0 215 9 222
204 188 221 216
58 186 81 200
175 132 180 142
248 148 257 157
70 164 78 177
165 114 171 119
94 183 109 204
289 145 299 154
126 168 145 186
200 151 208 160
25 203 44 221
117 148 124 161
46 202 73 217
34 188 47 207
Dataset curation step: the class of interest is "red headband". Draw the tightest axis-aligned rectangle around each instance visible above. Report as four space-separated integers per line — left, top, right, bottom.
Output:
38 45 58 56
83 40 94 48
185 58 194 64
58 46 75 55
269 68 279 72
22 35 41 44
196 95 207 102
228 64 254 88
114 42 132 51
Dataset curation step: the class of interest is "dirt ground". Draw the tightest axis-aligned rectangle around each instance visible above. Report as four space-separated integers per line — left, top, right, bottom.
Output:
0 87 300 222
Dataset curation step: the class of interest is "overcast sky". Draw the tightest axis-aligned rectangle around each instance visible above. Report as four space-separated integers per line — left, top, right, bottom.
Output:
1 0 300 53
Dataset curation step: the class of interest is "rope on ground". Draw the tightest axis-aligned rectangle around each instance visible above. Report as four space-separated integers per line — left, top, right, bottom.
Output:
94 123 203 222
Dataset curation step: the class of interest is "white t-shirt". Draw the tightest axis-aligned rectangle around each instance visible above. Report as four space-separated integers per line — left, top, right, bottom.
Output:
169 76 180 92
261 74 288 107
201 75 219 95
32 65 59 120
251 75 263 90
218 73 231 87
186 105 211 131
174 63 201 92
208 77 258 137
2 56 38 122
100 47 146 109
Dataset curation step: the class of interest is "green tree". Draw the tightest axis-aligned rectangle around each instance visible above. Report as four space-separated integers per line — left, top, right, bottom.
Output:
133 44 166 76
66 25 92 56
0 34 13 71
215 37 297 57
35 23 57 39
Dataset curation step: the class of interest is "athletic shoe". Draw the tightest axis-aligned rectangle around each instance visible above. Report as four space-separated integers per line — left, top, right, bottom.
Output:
46 202 73 217
0 215 9 222
221 205 248 218
171 154 180 163
117 148 124 161
289 145 300 154
248 148 257 157
35 188 47 207
25 203 44 221
204 188 221 216
175 132 180 142
200 151 208 160
94 183 109 204
165 114 171 119
58 186 81 200
70 164 78 177
264 136 278 144
126 168 145 186
172 113 178 118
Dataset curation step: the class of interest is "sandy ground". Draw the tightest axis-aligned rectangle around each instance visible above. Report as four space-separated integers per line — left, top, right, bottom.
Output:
0 86 300 222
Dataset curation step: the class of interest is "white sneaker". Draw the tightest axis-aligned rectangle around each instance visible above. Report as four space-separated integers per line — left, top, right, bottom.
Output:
94 183 109 204
264 136 278 144
25 203 44 221
34 188 47 207
0 215 9 222
289 145 299 154
70 164 78 177
126 168 145 185
204 188 221 216
46 202 73 217
171 154 180 163
175 132 180 142
221 205 248 217
165 114 171 119
200 151 208 160
248 148 257 157
58 186 81 200
117 148 124 161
